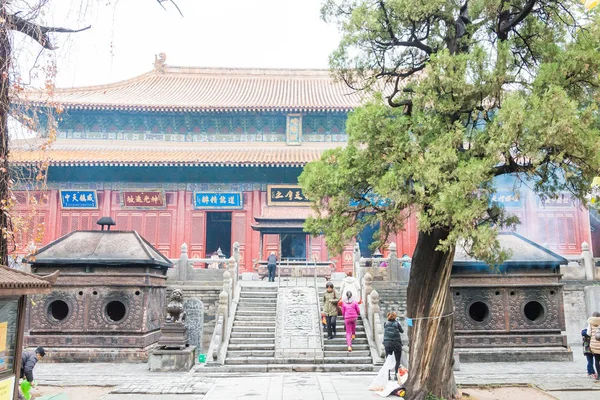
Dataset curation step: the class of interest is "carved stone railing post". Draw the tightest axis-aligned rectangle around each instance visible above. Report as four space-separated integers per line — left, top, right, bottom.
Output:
218 290 229 339
232 241 240 288
388 242 399 281
353 242 361 277
362 272 373 318
582 242 595 281
209 315 223 362
178 243 189 281
222 270 232 308
358 256 367 285
369 289 385 358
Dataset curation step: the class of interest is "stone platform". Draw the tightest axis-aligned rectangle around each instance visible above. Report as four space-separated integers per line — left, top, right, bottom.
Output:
457 346 574 363
148 346 196 372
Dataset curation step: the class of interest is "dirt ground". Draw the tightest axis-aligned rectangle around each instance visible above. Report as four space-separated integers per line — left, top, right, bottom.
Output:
460 387 555 400
31 386 113 400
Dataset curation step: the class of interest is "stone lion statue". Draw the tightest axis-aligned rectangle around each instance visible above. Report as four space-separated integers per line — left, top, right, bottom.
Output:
165 288 186 323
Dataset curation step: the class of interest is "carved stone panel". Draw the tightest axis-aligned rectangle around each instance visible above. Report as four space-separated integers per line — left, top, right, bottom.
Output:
183 298 204 352
453 287 506 332
145 287 166 332
28 291 84 332
508 287 562 332
88 290 143 331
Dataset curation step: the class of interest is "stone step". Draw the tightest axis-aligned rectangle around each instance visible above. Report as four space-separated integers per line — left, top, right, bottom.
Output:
237 301 277 306
324 329 366 335
235 310 276 316
240 292 278 297
201 363 375 373
325 350 371 357
232 326 275 333
323 338 368 345
241 286 278 291
233 320 276 326
324 343 370 351
225 357 275 365
228 344 275 351
227 350 276 358
234 316 276 322
229 337 275 345
236 310 276 316
236 306 277 310
322 356 372 364
230 331 274 338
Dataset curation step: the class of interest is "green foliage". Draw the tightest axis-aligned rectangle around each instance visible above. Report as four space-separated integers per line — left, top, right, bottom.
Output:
425 394 446 400
300 1 600 263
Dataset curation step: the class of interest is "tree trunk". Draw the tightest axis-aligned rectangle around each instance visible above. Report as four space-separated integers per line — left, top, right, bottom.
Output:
405 228 458 400
0 3 11 266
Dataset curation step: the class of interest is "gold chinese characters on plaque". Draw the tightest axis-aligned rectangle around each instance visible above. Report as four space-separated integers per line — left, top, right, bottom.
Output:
267 185 311 207
121 190 166 209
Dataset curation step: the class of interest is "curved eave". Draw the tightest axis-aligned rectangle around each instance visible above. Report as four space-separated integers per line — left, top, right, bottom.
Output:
29 259 172 270
21 101 354 114
11 161 308 168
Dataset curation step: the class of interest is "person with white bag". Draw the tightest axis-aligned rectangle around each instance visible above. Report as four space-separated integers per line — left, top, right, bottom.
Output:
383 311 404 381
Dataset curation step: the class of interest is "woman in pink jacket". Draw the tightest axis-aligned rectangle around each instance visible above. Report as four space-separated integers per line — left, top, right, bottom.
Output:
342 290 360 352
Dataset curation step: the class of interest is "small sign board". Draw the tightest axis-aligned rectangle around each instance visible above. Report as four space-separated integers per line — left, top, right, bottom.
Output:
349 192 389 208
60 190 98 209
194 192 243 210
121 190 166 209
491 191 523 208
267 185 310 206
537 193 573 208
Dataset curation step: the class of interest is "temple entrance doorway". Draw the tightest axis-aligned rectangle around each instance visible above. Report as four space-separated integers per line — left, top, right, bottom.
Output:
205 212 232 258
280 233 307 260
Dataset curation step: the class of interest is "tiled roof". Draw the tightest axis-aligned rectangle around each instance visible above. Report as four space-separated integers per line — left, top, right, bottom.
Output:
28 230 172 269
10 139 340 167
453 232 568 266
16 67 366 113
0 265 52 293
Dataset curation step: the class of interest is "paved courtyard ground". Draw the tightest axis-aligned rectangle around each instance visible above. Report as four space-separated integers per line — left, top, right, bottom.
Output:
29 351 600 399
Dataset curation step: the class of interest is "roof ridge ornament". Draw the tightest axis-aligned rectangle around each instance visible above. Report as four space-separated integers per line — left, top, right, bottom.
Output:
154 53 167 73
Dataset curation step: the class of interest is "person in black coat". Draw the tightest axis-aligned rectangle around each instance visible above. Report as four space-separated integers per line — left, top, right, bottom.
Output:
18 347 45 400
383 312 404 380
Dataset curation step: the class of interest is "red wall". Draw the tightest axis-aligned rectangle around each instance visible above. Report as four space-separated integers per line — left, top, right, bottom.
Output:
12 188 590 272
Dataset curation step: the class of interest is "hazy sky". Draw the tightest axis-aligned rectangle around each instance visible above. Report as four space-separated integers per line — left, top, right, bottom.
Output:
13 0 341 88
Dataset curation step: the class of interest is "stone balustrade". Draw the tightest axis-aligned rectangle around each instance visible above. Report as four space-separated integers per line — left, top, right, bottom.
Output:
561 242 600 281
167 242 240 365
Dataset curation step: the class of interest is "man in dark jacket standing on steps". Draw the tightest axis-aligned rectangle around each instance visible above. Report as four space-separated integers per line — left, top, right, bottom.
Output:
18 347 45 400
267 252 277 282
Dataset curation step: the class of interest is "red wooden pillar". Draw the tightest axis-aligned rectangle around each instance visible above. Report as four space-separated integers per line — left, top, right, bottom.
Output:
175 190 186 252
101 189 112 221
250 189 262 264
46 189 59 241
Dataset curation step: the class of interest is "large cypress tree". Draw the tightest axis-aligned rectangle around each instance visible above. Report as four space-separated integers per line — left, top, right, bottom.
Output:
300 2 600 398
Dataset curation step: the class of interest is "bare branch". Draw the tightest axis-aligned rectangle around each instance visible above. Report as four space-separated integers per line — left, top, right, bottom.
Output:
6 13 90 50
157 0 184 17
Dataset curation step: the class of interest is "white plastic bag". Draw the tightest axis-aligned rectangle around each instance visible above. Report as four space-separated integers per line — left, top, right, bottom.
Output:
368 354 396 391
376 380 401 397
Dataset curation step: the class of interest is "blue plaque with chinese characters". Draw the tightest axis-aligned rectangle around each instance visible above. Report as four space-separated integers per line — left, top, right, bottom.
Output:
60 190 98 209
491 191 523 207
194 192 243 210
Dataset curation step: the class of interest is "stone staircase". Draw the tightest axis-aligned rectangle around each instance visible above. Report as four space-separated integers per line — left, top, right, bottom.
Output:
318 286 374 371
224 285 277 365
323 316 373 367
372 281 408 322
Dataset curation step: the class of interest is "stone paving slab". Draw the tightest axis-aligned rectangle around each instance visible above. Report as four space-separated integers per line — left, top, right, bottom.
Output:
31 349 600 398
